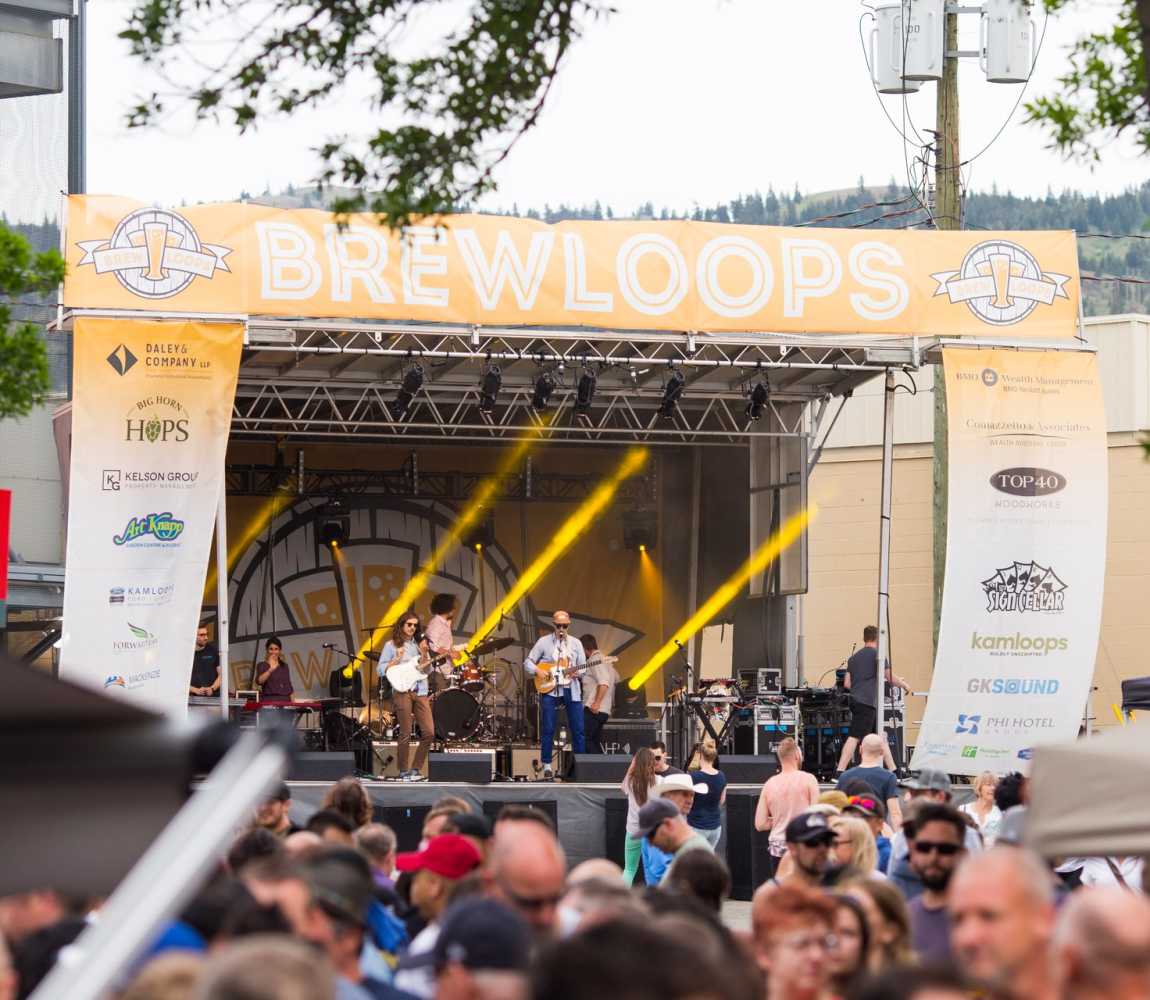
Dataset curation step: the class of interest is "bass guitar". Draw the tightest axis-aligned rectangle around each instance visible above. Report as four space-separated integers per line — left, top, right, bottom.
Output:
385 650 452 693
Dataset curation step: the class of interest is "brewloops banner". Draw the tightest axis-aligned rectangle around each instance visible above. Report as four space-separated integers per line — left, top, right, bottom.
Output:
911 349 1107 776
59 318 242 716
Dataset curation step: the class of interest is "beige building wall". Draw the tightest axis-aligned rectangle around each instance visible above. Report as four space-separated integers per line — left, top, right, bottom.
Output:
803 314 1150 739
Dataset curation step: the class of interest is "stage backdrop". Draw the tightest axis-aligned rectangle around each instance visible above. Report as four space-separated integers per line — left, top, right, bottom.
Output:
64 195 1080 339
59 318 242 715
911 348 1107 775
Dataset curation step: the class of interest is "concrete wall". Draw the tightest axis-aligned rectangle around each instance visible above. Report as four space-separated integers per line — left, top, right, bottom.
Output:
0 401 64 563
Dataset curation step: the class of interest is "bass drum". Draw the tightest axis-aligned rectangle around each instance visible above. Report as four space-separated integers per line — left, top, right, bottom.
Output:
433 688 481 740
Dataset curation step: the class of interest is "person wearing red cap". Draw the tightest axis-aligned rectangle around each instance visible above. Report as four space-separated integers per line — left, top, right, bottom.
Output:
393 834 483 999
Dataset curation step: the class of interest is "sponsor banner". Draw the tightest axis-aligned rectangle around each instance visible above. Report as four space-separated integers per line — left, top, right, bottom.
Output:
59 318 242 715
64 196 1080 339
0 489 9 627
911 349 1107 776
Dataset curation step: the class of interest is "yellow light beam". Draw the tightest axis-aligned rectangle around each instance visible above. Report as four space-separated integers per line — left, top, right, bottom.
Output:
629 504 816 691
351 428 544 669
466 446 650 653
204 493 284 599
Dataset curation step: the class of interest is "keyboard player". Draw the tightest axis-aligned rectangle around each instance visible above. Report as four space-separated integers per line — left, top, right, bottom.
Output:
255 636 294 700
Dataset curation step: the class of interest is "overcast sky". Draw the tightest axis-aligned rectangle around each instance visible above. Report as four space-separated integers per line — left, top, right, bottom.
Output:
88 1 1145 212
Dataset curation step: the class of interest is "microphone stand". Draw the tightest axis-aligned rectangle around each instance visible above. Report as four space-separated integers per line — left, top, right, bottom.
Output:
672 639 694 766
324 644 368 773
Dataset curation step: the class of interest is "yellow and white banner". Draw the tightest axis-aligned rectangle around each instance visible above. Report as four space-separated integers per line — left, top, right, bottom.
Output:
911 349 1107 776
64 196 1081 339
59 318 243 716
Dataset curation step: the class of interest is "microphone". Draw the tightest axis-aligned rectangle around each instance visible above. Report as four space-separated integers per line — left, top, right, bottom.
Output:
673 639 683 648
322 643 335 649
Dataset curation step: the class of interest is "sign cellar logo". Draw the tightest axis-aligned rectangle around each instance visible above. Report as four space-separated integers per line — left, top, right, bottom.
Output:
931 240 1071 326
76 208 232 299
982 561 1067 613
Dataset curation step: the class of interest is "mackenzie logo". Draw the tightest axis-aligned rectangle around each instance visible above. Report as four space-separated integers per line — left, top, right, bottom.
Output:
113 512 185 546
104 675 127 688
76 208 232 300
931 240 1071 326
982 561 1068 614
107 344 138 376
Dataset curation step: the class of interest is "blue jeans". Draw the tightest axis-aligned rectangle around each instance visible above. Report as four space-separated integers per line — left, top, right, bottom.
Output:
540 687 585 765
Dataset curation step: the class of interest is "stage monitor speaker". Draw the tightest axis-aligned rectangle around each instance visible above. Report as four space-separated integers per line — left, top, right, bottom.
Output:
572 754 631 783
481 799 558 830
613 682 648 720
428 752 492 784
289 752 356 781
725 792 774 900
604 797 629 869
376 805 431 852
717 754 779 785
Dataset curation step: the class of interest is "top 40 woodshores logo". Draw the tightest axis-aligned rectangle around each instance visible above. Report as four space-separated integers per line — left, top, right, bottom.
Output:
76 208 231 299
932 240 1071 326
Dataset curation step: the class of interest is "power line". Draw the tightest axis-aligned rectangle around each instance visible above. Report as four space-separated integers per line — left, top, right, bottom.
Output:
796 193 918 227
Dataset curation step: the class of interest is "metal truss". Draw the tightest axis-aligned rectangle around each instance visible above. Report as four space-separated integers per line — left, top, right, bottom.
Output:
226 460 658 504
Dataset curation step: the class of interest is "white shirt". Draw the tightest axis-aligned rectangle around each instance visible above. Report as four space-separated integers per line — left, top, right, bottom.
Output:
581 656 620 714
1079 856 1145 890
393 922 440 999
958 801 1003 846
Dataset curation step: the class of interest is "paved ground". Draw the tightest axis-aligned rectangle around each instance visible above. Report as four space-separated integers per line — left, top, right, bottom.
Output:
722 899 752 931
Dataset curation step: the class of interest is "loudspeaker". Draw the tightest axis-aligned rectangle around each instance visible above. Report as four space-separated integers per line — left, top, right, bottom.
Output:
572 754 631 783
613 682 648 720
480 800 558 830
717 754 780 785
428 752 492 783
600 719 657 756
724 791 774 901
604 797 628 868
495 746 542 780
289 751 356 781
376 804 431 851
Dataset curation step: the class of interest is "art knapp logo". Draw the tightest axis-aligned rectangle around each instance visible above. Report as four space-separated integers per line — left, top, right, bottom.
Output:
76 208 231 299
955 714 981 735
125 395 190 443
113 512 186 547
111 622 160 655
106 344 138 376
967 677 1061 695
990 467 1066 497
982 561 1068 614
932 240 1071 326
970 632 1068 656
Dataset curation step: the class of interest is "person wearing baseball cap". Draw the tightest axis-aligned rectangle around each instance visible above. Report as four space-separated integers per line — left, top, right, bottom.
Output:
393 834 483 999
843 793 893 873
773 812 836 889
640 772 710 886
636 797 714 886
432 897 531 1000
523 610 587 779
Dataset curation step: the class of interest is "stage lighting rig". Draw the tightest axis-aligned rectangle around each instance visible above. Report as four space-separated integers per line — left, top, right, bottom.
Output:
388 363 425 419
478 364 502 414
532 370 556 411
318 499 350 548
745 380 770 421
659 368 685 419
574 368 597 417
623 509 657 552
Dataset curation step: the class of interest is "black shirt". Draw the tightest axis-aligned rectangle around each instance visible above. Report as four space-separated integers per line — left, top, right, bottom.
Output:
191 642 221 689
846 646 879 708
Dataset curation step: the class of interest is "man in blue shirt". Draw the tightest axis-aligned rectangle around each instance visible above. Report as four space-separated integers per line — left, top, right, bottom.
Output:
524 610 586 779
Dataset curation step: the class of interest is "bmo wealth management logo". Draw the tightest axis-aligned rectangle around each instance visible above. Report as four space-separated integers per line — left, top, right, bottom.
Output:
932 240 1071 326
76 208 231 299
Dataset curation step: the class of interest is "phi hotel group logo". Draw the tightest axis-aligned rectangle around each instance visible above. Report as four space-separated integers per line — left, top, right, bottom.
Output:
77 208 231 299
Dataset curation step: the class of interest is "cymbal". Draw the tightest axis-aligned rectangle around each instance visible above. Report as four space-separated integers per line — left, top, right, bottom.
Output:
470 636 515 657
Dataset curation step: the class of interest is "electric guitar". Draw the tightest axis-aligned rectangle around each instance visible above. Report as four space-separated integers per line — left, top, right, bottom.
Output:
385 650 453 693
533 654 618 695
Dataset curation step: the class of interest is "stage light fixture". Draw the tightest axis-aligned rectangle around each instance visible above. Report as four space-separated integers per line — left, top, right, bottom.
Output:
623 509 657 552
479 364 502 413
532 370 556 411
390 363 425 419
462 512 494 552
659 368 685 419
574 369 597 416
319 516 349 548
745 380 770 421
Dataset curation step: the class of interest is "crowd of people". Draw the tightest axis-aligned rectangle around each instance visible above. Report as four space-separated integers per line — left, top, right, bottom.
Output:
3 749 1149 1000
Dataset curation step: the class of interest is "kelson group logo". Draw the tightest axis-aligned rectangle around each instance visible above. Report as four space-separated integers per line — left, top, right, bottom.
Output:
113 512 186 547
76 208 232 299
931 240 1071 326
981 561 1068 614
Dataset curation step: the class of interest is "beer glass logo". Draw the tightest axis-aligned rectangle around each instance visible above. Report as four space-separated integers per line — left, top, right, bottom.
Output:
76 208 232 299
931 240 1071 326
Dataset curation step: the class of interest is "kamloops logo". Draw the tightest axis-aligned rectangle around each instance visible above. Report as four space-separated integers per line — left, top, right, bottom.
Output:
125 395 190 443
76 208 232 299
113 512 185 546
990 467 1066 497
982 561 1068 613
931 240 1071 326
970 632 1068 655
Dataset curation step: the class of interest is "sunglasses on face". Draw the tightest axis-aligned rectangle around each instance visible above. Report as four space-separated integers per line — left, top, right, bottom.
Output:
653 754 665 761
554 623 569 630
404 622 418 629
913 840 961 857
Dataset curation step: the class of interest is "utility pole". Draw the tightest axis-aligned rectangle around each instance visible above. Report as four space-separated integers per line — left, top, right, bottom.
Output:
932 8 960 653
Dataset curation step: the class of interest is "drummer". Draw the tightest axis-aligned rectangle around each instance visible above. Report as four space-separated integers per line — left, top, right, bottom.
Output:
425 592 461 689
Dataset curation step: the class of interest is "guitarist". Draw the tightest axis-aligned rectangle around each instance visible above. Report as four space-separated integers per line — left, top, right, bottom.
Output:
425 592 461 691
381 611 433 781
524 610 586 779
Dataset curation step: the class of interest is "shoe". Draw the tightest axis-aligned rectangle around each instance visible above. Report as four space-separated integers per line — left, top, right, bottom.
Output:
542 766 553 781
409 771 426 782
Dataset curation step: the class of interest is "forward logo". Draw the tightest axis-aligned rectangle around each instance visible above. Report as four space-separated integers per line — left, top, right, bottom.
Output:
982 561 1067 614
77 208 232 300
932 240 1071 326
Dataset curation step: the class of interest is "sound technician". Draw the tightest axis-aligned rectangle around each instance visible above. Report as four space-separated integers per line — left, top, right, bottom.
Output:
835 625 911 775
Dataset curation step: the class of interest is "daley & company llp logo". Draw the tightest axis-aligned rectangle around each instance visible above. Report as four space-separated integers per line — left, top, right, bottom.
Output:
932 240 1071 326
982 561 1068 614
113 512 185 547
77 208 231 299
